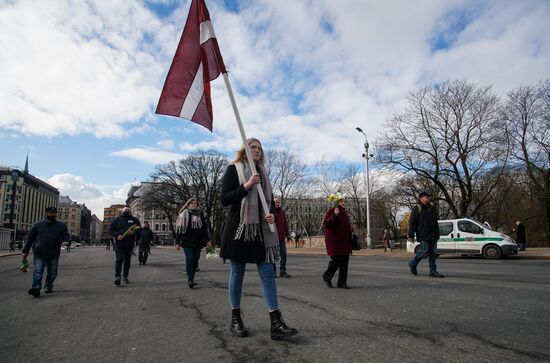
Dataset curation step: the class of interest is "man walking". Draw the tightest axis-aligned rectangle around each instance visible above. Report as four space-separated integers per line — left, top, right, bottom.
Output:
138 221 154 265
513 221 526 251
273 198 291 278
109 206 141 286
22 207 70 297
408 192 443 278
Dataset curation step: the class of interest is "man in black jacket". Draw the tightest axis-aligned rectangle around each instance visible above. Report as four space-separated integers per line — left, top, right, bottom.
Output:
408 192 443 278
138 221 154 266
109 206 141 286
22 207 70 297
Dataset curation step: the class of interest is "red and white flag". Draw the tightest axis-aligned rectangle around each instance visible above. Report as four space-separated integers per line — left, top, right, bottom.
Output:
156 0 227 131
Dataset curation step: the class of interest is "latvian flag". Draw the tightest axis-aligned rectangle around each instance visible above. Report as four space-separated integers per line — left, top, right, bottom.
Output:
156 0 227 131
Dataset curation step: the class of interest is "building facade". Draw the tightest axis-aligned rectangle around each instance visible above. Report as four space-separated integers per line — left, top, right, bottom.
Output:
0 166 59 241
80 204 92 243
91 214 102 244
57 195 81 241
102 204 125 241
126 182 173 244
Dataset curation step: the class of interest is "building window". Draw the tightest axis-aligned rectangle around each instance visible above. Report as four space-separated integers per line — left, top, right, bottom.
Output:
155 224 159 231
162 224 166 231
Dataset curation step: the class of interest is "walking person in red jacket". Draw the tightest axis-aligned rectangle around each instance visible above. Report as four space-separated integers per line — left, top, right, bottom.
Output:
273 198 291 278
322 197 352 289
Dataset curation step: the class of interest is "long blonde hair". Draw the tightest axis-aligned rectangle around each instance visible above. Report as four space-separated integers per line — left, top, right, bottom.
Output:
179 198 199 213
234 138 265 164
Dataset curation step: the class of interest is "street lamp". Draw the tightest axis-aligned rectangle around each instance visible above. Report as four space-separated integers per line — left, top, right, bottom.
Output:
356 127 373 249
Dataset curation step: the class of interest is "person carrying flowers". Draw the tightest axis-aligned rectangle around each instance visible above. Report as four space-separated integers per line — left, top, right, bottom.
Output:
109 206 141 286
322 192 353 289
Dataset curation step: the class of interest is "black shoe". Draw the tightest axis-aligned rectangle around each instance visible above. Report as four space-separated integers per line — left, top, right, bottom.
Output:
28 288 40 297
270 310 298 340
337 285 351 289
195 267 200 272
123 277 130 284
323 277 333 288
409 262 418 276
279 272 291 278
430 271 444 278
114 278 121 286
45 288 53 293
188 281 197 289
230 308 249 337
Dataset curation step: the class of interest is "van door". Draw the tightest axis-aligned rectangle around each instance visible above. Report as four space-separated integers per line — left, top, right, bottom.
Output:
437 221 455 253
456 220 484 254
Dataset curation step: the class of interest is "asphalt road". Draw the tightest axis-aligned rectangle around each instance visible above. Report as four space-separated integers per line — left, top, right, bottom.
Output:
1 247 549 362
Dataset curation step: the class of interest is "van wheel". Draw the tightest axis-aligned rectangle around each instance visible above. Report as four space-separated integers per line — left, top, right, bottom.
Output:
483 245 502 260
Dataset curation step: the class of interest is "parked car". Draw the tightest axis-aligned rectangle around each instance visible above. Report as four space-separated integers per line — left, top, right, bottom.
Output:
407 218 518 260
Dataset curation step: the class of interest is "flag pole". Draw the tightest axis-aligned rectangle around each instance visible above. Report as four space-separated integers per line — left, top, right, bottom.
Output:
222 72 276 233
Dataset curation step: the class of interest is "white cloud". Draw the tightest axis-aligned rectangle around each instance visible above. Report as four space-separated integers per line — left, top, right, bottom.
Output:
110 147 184 164
46 173 131 219
157 139 176 149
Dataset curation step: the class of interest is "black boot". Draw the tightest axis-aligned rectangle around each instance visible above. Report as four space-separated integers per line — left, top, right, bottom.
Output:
269 310 298 340
230 309 248 337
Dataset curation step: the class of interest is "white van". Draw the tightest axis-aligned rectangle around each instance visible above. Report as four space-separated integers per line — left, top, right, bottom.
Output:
407 218 518 260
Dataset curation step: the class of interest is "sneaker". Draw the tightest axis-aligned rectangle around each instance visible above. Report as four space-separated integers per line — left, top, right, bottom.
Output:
114 278 121 286
279 272 291 278
123 277 130 284
409 262 418 276
188 281 197 289
429 271 444 278
28 288 40 297
337 285 351 289
45 288 53 293
323 277 333 288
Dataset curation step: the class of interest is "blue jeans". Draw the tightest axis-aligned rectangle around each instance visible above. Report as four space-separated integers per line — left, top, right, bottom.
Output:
115 245 133 278
32 255 59 290
229 261 278 311
273 239 287 274
183 247 201 282
411 240 438 272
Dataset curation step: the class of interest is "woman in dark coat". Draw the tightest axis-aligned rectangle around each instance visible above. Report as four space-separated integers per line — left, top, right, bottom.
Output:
175 198 210 288
220 138 298 340
322 197 352 289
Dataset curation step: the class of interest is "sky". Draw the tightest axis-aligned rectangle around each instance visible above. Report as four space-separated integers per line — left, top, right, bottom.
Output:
1 0 549 219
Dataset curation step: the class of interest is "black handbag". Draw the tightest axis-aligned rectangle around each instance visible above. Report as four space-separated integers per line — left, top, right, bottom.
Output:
351 234 361 250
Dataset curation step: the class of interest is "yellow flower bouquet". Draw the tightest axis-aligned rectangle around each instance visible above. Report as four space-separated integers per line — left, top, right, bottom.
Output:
121 224 140 239
326 192 344 207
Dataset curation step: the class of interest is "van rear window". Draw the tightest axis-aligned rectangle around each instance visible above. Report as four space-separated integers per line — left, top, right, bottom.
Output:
439 222 453 236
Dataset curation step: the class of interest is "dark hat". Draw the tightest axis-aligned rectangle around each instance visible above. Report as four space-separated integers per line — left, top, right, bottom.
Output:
418 191 431 198
45 206 58 213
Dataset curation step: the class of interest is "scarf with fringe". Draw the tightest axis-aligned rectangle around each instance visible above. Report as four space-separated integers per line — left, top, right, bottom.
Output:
175 208 203 235
233 161 280 263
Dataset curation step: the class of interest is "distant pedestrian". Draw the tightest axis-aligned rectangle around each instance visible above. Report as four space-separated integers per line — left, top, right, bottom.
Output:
66 240 71 253
220 138 298 340
408 192 443 278
273 198 291 278
383 229 392 252
322 197 352 289
109 206 141 286
9 240 15 252
22 207 70 297
105 240 110 250
175 198 210 289
138 221 154 266
513 221 526 251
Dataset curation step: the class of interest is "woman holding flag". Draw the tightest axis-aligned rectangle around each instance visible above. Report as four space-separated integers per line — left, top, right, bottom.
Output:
220 138 298 340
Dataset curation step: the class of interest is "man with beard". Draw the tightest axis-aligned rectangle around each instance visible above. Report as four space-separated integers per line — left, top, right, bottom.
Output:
109 206 141 286
22 207 70 297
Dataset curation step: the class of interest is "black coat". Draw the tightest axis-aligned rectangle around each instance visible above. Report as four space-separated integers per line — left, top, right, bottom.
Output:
408 203 440 241
176 211 209 249
22 219 70 259
139 228 154 248
515 223 526 244
109 214 141 248
219 164 269 263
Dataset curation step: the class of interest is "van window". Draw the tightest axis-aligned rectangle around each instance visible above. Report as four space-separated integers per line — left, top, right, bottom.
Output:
439 222 453 236
458 221 483 234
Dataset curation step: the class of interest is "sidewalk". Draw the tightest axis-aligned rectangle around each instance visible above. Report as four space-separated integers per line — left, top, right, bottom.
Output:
287 246 550 259
0 251 20 258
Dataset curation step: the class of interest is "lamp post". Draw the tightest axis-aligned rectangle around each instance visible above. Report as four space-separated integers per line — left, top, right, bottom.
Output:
356 127 373 249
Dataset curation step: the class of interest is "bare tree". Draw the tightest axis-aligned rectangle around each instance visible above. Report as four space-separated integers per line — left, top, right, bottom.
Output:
265 150 310 207
502 81 550 243
376 80 509 218
141 151 229 244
